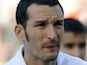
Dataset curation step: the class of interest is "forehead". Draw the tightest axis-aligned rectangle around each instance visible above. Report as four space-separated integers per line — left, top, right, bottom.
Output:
63 32 86 44
27 4 63 21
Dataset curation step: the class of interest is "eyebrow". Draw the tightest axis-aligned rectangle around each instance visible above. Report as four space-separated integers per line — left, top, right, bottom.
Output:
34 20 47 24
34 19 63 24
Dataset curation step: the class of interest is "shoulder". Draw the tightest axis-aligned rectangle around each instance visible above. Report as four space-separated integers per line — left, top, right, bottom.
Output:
57 51 87 65
3 45 26 65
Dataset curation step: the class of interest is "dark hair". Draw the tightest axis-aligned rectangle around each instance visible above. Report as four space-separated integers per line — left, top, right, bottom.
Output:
64 18 86 33
16 0 64 29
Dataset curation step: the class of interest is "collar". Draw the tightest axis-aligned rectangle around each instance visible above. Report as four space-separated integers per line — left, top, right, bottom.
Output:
4 45 26 65
57 51 65 65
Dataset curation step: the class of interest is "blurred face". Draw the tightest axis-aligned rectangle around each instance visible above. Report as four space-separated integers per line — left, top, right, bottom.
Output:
60 32 86 59
15 4 64 61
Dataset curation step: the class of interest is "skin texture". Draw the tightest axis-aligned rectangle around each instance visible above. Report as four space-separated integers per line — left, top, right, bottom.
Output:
60 32 86 59
15 4 64 65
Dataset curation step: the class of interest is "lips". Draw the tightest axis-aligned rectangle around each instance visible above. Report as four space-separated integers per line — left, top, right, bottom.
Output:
43 44 58 49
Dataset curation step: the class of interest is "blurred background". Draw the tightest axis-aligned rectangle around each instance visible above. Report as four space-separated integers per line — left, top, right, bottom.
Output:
0 0 87 65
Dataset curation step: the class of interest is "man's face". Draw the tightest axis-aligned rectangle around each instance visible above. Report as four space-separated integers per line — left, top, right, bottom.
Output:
18 4 63 61
60 32 86 59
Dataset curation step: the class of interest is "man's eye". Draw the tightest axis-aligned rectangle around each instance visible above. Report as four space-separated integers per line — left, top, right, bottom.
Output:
79 42 86 48
64 43 74 49
34 20 47 28
54 21 63 27
37 23 46 26
55 22 63 26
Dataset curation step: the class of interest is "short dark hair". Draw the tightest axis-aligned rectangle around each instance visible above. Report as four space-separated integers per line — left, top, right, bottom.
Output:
16 0 64 29
64 18 86 33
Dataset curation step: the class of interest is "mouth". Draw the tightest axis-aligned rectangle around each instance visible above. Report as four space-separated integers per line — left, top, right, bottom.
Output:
43 44 58 49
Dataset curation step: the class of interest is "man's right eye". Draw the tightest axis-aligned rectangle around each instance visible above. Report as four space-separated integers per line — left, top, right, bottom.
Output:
36 23 46 26
34 20 46 27
64 43 74 49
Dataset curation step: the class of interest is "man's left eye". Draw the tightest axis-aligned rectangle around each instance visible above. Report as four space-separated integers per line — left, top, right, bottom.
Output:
54 21 63 26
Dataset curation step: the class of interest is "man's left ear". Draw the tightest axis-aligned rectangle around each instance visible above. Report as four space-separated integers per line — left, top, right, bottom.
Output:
14 24 25 41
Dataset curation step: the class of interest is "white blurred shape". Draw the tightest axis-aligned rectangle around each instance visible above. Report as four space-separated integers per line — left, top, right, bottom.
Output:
0 0 20 25
59 0 79 17
77 12 87 26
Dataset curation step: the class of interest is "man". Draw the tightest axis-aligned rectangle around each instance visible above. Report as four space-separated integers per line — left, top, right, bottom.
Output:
57 18 87 65
4 0 64 65
60 18 86 59
4 0 87 65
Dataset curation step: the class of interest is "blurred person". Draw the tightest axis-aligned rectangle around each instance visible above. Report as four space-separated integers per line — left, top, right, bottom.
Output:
60 18 86 59
3 0 87 65
57 18 87 65
0 24 21 65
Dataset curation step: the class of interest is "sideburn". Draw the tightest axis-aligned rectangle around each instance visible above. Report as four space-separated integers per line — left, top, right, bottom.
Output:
24 30 29 41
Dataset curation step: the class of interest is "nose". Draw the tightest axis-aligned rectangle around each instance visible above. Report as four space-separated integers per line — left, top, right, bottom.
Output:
46 26 57 40
73 47 80 57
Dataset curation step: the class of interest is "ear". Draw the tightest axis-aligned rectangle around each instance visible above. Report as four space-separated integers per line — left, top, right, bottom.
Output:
15 24 25 41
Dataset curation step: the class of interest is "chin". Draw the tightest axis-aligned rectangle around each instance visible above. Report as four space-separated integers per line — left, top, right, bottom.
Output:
45 54 58 61
47 57 57 61
43 57 57 62
38 53 58 62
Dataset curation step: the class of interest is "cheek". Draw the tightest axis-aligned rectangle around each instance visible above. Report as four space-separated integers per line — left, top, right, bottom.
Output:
32 30 44 40
80 49 85 53
64 50 73 55
28 29 39 40
56 28 64 40
28 29 45 47
63 47 73 53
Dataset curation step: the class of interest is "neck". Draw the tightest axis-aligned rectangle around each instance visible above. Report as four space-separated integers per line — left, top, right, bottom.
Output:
23 48 57 65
